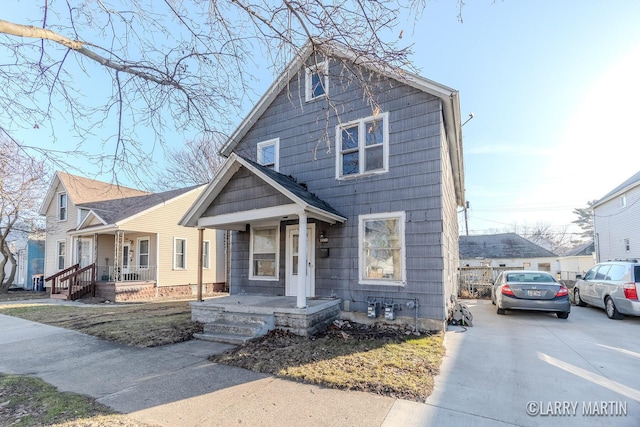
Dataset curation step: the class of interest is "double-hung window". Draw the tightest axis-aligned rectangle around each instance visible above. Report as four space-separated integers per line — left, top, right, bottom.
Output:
138 238 150 269
250 225 279 280
58 192 67 221
257 138 279 171
202 240 210 269
174 238 186 270
337 112 389 179
305 61 328 101
56 240 66 270
358 212 406 286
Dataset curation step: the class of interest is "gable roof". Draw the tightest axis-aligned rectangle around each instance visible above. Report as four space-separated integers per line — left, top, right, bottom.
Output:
562 241 595 257
180 153 346 229
218 39 465 206
39 171 150 215
76 185 202 229
459 233 557 259
593 170 640 208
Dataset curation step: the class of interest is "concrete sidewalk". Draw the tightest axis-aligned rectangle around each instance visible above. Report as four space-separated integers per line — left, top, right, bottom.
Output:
3 299 638 426
0 313 398 426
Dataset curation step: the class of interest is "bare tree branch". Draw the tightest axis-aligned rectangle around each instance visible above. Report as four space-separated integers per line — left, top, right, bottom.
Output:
0 1 427 184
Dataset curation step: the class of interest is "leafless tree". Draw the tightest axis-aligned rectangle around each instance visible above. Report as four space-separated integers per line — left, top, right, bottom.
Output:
155 136 226 190
0 1 427 184
0 137 48 292
511 221 576 255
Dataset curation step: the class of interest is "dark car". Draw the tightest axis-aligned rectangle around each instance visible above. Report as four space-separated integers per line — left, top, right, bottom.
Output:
573 260 640 319
491 270 570 318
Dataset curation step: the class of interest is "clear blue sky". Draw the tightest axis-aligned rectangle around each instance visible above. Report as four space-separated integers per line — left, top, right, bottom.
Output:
6 1 640 237
405 1 640 236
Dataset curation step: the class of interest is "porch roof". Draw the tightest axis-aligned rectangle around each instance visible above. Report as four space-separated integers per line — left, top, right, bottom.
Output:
68 185 204 235
180 153 347 230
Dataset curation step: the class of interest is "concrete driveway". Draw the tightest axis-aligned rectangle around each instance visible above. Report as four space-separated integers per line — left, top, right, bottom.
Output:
387 299 640 426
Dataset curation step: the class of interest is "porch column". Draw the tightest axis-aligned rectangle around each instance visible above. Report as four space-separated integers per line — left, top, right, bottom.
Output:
197 228 204 302
114 230 124 283
297 212 308 308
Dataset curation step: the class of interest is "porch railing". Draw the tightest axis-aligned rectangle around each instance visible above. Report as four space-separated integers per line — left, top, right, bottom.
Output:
45 264 79 295
45 263 96 300
97 265 157 282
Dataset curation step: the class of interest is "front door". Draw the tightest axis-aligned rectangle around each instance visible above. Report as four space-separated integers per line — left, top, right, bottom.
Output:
285 224 315 297
77 238 93 268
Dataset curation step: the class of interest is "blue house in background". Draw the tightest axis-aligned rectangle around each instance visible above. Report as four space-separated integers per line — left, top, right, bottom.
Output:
8 234 45 290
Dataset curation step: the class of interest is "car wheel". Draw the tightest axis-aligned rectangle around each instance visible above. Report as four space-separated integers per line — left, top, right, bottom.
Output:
557 312 569 319
605 297 624 320
574 288 587 307
497 307 506 315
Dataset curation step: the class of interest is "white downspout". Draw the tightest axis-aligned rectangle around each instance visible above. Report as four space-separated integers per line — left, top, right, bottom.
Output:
297 212 308 309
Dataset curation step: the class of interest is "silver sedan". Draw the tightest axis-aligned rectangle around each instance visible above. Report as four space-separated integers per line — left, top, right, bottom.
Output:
491 270 571 319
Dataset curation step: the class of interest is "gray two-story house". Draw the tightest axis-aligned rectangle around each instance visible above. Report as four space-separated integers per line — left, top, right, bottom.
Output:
181 42 464 335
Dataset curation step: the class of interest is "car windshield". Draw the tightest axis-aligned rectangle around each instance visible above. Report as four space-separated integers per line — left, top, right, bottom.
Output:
506 273 555 283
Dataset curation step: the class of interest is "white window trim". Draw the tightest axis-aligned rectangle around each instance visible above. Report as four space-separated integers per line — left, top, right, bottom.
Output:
358 211 406 286
57 192 67 222
305 60 328 102
56 239 66 270
335 112 389 180
257 138 280 171
620 194 627 208
138 237 150 269
249 223 280 281
173 237 187 270
202 240 211 269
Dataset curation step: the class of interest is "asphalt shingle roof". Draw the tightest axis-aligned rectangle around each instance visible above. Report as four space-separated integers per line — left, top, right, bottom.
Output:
459 233 557 259
78 186 201 225
241 157 345 219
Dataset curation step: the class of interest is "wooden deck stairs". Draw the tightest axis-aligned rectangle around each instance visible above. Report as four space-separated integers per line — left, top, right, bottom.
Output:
46 263 96 301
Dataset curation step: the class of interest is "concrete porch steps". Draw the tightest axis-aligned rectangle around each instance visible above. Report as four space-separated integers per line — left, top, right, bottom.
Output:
194 312 275 345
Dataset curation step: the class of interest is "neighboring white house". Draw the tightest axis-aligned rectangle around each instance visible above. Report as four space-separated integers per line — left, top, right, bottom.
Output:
556 242 595 281
592 171 640 262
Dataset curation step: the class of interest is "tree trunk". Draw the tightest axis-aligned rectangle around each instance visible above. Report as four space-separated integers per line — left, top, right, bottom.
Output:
0 241 17 293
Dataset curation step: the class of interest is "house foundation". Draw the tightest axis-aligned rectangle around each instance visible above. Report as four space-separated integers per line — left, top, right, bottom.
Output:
95 282 226 302
191 295 341 339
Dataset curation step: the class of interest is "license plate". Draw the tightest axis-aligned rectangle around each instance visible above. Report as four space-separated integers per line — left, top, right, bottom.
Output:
528 290 542 297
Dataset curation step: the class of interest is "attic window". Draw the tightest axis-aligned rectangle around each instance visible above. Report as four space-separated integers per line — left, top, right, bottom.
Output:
57 192 67 221
305 61 328 101
620 194 627 208
257 138 279 171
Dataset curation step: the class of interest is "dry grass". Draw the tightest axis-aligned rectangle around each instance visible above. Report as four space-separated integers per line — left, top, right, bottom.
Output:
0 301 202 347
212 324 445 401
0 374 156 427
0 297 446 404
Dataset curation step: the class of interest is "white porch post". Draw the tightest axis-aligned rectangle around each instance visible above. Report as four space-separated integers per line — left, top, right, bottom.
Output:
296 212 308 309
197 228 204 302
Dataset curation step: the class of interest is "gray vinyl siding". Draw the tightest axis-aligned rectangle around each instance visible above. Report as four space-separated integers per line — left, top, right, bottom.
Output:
204 168 291 217
228 59 459 321
594 183 640 261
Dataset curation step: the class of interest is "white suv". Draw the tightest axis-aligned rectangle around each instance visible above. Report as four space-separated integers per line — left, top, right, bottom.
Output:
574 260 640 319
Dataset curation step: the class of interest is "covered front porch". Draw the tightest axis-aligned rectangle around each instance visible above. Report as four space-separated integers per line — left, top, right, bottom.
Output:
191 295 341 342
181 154 347 338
